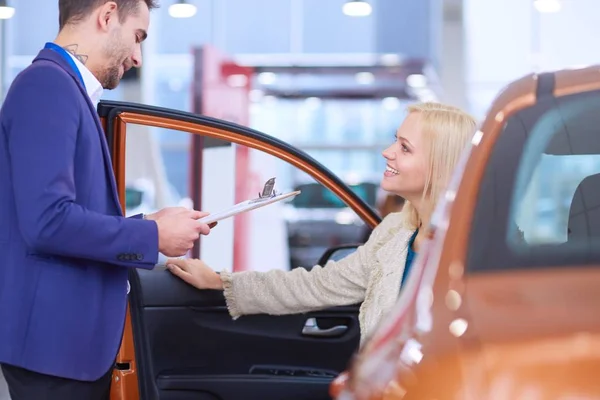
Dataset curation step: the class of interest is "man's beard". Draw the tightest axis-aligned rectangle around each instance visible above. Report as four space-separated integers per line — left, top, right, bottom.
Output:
98 33 128 90
100 64 123 90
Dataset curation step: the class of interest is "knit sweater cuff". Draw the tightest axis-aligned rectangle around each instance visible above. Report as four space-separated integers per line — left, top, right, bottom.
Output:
220 270 241 319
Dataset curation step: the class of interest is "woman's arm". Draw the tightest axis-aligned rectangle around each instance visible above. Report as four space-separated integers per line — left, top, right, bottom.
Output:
167 212 403 318
221 243 370 318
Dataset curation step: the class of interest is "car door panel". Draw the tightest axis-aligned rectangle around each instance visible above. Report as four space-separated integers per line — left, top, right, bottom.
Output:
129 268 360 400
100 100 378 400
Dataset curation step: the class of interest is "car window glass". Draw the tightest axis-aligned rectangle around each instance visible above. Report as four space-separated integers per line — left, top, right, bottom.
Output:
290 181 378 209
468 89 600 272
509 93 600 247
513 154 600 245
124 122 375 272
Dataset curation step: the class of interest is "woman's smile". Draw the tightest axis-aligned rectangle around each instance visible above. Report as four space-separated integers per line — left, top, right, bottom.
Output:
384 164 400 177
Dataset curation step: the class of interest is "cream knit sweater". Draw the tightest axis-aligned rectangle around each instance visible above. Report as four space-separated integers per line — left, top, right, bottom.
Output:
219 212 414 346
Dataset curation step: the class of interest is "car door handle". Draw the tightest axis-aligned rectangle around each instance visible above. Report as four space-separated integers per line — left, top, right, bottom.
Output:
302 317 348 337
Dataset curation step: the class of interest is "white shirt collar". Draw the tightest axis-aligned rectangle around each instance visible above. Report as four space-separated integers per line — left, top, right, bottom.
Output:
65 51 104 107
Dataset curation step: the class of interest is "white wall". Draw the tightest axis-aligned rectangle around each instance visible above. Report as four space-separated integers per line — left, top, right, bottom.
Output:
200 147 236 270
464 0 534 118
439 0 468 110
464 0 600 118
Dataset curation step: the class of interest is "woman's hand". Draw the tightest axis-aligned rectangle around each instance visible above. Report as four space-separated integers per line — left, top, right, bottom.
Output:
166 258 224 290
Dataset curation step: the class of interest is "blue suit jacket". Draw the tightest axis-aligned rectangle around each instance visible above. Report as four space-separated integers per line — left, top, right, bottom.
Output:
0 48 159 381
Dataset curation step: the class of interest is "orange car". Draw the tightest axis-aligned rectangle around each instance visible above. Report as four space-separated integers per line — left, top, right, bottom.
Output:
332 66 600 399
99 101 381 400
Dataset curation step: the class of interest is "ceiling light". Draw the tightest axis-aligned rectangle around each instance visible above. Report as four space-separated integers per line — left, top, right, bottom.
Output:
0 0 15 19
257 72 277 85
226 74 248 88
533 0 561 13
382 97 400 110
304 97 322 109
406 74 427 88
380 53 402 66
355 72 375 85
342 0 372 17
169 0 196 18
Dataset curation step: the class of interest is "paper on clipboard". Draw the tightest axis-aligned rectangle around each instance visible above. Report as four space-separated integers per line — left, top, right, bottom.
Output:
197 177 301 225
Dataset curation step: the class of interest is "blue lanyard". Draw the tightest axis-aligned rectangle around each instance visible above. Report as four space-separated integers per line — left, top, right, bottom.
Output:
44 42 87 91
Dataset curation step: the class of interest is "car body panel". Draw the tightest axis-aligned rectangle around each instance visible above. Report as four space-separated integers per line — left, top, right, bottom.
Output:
98 101 380 400
334 66 600 399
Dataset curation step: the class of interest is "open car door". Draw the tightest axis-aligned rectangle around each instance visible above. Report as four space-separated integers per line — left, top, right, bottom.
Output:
99 101 380 400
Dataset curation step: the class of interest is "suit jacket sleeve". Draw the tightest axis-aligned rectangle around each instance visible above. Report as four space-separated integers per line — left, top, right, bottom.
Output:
220 213 401 318
4 65 158 269
129 213 165 266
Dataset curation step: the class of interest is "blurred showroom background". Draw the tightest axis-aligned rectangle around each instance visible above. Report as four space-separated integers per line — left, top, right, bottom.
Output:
0 0 596 275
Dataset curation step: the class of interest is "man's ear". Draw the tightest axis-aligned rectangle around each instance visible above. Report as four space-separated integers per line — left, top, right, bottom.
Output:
96 1 119 32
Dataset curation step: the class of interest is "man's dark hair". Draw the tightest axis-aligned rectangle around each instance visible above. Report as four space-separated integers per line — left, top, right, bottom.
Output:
58 0 159 30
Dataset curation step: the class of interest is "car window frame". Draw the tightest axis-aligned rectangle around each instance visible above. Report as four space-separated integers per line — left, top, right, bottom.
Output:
98 100 380 229
466 87 600 274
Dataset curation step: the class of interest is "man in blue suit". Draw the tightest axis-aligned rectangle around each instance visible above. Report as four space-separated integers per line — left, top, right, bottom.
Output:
0 1 212 399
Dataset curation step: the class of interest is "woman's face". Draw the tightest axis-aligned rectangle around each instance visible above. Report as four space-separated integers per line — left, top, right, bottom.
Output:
381 113 428 201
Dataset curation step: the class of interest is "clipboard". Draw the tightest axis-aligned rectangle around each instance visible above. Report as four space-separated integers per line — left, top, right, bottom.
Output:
197 177 301 225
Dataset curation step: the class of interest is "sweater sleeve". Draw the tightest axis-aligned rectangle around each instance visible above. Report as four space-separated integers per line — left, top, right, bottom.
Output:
220 212 403 318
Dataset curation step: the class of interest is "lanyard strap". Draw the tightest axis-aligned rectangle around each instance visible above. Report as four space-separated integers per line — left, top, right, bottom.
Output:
44 42 87 91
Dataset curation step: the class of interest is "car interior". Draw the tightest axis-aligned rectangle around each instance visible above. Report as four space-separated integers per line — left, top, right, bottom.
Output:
468 85 600 273
128 268 362 400
512 90 600 248
567 173 600 244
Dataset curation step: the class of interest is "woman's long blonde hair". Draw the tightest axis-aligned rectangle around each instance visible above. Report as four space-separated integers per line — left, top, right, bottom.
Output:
401 102 477 230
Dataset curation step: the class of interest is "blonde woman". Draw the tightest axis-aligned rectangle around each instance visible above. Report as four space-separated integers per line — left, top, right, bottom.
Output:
167 102 477 345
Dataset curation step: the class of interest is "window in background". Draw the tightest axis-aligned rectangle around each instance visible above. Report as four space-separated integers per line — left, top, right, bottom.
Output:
250 97 408 181
122 122 369 272
146 62 195 198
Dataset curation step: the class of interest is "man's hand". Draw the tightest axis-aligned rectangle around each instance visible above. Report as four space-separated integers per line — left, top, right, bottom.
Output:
144 207 189 221
155 209 211 257
146 207 218 229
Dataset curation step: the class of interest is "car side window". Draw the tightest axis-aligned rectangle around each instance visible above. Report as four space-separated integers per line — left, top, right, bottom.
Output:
123 123 376 272
467 89 600 273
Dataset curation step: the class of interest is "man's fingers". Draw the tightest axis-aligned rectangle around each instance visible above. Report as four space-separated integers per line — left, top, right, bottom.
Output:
189 210 210 220
197 223 211 236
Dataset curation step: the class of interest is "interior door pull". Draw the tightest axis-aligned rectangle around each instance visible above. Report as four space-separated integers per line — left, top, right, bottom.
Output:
302 317 348 337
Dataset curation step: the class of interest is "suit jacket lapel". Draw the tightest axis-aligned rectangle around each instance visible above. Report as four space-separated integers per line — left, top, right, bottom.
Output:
76 82 123 215
33 49 123 215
